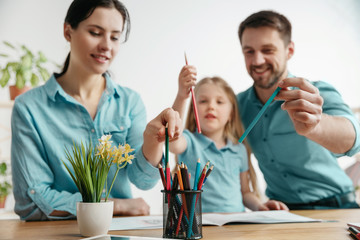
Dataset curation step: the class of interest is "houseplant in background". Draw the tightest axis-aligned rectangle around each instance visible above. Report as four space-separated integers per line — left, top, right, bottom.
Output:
0 162 11 209
0 41 54 100
62 135 134 237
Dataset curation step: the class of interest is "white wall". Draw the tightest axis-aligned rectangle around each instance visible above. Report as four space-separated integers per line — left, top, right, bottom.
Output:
1 0 360 215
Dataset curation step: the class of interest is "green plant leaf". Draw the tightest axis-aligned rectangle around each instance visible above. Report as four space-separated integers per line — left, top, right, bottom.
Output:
38 51 47 63
0 69 10 88
7 62 19 71
30 73 39 87
0 163 7 175
21 54 32 69
38 67 50 81
3 41 15 50
21 45 34 59
15 72 25 89
22 69 32 83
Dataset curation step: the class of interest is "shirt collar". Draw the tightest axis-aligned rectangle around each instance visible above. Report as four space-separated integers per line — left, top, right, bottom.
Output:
45 72 119 102
194 131 240 153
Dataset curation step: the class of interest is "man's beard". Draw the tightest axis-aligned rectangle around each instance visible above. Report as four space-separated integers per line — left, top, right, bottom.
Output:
251 65 286 89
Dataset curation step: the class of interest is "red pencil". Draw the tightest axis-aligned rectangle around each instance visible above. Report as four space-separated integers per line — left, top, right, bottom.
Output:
158 163 166 189
166 162 171 191
184 52 201 133
175 204 184 235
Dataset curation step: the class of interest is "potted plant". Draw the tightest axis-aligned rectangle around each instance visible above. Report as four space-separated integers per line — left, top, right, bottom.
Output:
62 135 134 237
0 41 54 100
0 162 11 209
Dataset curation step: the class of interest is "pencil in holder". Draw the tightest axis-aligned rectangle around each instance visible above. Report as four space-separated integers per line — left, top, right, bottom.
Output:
162 189 202 239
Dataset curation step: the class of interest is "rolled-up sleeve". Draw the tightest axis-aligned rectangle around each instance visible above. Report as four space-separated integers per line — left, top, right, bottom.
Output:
125 93 159 190
317 81 360 156
11 100 81 221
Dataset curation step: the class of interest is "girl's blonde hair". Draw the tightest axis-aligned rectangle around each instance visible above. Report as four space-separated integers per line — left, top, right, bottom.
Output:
184 77 260 196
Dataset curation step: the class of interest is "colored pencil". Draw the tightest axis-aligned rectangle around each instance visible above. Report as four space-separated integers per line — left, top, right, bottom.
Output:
187 159 202 238
158 163 166 189
166 162 171 191
165 125 169 181
239 86 281 143
184 52 201 133
203 165 214 185
193 159 201 191
176 165 189 218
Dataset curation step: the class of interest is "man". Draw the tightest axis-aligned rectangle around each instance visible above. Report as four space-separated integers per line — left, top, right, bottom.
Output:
237 10 360 209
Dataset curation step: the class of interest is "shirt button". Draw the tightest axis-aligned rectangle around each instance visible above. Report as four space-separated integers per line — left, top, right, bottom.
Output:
264 114 268 118
283 174 287 178
91 129 95 133
298 190 302 193
263 138 267 142
120 126 124 130
30 189 35 194
270 159 275 163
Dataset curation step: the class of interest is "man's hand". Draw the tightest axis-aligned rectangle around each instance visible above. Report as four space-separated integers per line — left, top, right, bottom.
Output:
275 77 324 136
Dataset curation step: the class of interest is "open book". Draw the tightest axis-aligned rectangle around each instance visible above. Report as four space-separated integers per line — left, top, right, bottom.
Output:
109 211 321 231
202 210 322 226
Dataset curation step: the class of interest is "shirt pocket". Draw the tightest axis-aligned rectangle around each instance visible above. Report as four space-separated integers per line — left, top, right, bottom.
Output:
103 116 131 145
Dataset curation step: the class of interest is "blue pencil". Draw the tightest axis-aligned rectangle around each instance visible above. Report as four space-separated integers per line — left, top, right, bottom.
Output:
187 159 201 238
239 86 281 143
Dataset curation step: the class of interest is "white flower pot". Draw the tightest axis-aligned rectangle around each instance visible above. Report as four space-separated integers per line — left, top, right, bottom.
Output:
76 201 114 237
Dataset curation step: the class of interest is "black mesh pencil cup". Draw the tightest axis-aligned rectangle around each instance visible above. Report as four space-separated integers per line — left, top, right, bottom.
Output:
162 189 202 239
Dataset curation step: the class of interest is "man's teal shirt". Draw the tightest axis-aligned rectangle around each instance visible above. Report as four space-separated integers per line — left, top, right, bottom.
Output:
237 77 360 203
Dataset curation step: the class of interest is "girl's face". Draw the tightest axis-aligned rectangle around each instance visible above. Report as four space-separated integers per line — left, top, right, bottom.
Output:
196 83 233 136
64 7 124 75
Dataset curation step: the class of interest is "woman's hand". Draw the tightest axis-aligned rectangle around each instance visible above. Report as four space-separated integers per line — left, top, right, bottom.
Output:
142 108 183 166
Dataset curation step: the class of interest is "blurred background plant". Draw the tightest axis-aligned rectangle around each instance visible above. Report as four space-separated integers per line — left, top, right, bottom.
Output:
0 162 11 208
0 41 56 90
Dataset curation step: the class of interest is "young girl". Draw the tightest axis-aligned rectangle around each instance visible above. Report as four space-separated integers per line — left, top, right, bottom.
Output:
170 65 288 212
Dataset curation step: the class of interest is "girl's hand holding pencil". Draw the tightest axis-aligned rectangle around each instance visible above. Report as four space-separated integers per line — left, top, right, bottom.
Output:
177 64 197 100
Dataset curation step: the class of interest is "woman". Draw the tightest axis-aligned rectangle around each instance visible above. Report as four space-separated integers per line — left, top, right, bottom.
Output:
11 0 181 221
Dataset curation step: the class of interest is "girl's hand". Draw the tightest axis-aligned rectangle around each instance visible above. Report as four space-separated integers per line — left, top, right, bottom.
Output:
177 65 197 101
112 198 150 216
258 200 289 211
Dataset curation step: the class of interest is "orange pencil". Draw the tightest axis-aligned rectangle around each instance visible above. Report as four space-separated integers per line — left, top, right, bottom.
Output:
176 164 184 191
184 52 201 133
176 165 188 234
